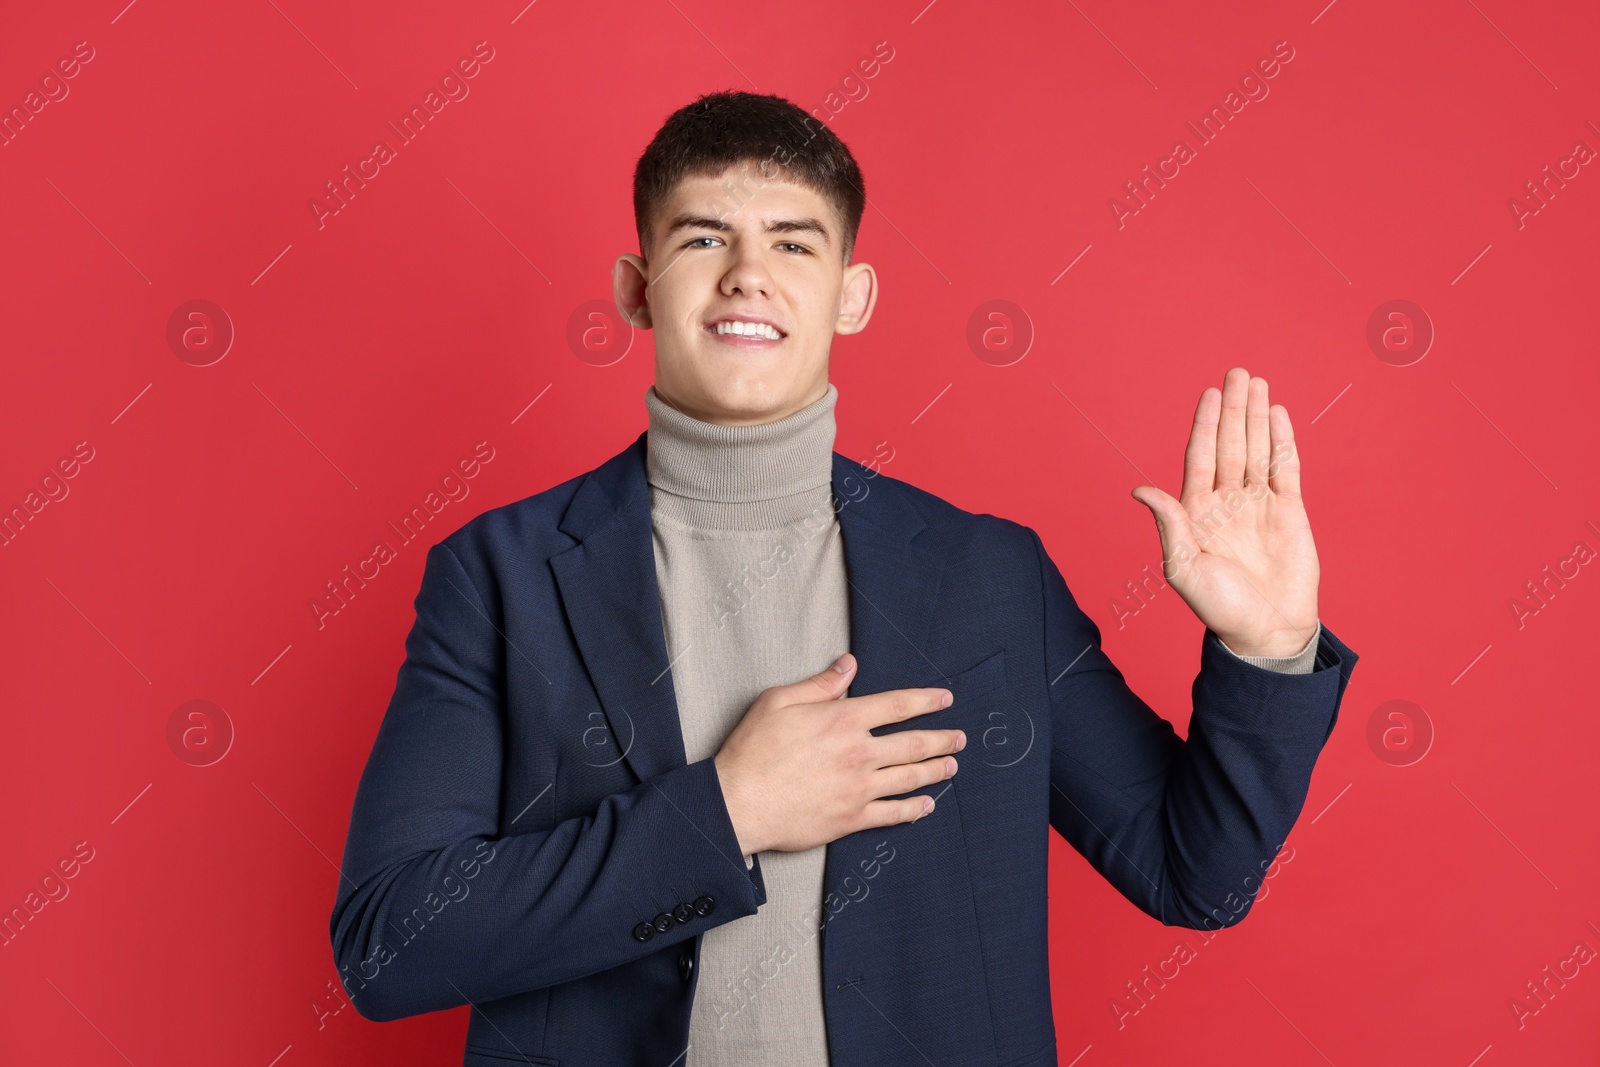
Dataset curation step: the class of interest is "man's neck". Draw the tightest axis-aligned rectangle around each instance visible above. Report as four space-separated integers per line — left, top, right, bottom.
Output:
643 381 839 531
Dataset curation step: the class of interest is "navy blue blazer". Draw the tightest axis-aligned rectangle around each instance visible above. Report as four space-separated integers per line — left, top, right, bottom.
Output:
330 430 1359 1067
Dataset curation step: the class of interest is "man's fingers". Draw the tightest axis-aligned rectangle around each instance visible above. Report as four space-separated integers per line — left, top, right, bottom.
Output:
1214 367 1250 489
1180 386 1220 507
871 727 967 772
1268 404 1302 500
783 653 857 704
872 751 959 797
861 794 936 830
1131 484 1201 580
1244 375 1271 489
850 686 952 729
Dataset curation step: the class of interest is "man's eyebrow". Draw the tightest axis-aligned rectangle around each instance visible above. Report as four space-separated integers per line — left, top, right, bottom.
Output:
663 213 833 245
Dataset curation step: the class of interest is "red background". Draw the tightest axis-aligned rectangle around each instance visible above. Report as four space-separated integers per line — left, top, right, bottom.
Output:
3 0 1597 1064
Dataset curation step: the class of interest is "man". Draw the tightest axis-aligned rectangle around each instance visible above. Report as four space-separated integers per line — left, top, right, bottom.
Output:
330 91 1358 1067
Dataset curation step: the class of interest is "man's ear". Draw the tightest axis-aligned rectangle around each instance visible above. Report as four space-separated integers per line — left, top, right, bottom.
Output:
613 254 653 329
835 261 878 336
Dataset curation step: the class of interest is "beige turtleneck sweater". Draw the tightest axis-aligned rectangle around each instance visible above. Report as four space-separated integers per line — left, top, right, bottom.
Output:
642 380 1319 1066
646 380 847 1066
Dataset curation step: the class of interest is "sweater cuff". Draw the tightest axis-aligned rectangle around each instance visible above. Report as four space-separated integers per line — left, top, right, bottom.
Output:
1213 620 1322 675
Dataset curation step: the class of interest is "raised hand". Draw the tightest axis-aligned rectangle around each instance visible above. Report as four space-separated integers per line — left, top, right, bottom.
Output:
1130 367 1319 659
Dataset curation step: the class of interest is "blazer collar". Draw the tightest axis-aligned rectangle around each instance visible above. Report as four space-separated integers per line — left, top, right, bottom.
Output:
549 429 945 786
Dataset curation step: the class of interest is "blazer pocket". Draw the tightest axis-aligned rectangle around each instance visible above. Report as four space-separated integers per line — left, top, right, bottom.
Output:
931 648 1008 701
871 649 1008 744
464 1047 559 1066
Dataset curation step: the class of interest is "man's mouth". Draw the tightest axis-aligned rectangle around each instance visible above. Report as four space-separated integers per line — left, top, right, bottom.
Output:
704 317 787 347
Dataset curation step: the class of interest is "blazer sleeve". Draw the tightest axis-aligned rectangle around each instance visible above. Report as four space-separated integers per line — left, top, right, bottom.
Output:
1027 527 1359 930
329 540 767 1022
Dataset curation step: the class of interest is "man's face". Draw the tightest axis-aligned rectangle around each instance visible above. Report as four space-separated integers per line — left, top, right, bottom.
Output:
614 160 877 426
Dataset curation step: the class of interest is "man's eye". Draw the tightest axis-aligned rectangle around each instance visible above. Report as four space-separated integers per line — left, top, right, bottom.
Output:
777 243 809 254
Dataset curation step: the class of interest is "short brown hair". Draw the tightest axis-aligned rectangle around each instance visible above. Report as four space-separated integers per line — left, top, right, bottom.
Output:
632 91 866 264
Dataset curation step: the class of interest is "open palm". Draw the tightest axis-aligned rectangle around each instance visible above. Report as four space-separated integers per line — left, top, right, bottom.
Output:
1130 367 1320 659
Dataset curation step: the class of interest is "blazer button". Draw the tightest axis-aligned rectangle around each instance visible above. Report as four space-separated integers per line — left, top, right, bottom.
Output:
673 902 695 924
693 895 716 916
653 912 675 934
679 949 695 982
633 922 655 942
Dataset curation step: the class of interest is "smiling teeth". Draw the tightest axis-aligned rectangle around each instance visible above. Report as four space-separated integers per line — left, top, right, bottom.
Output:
715 321 782 340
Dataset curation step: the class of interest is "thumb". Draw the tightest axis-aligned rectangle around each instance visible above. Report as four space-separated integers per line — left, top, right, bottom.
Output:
788 653 857 704
1130 486 1198 579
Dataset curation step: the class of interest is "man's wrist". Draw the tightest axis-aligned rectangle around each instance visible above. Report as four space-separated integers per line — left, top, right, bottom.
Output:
1216 624 1318 659
712 753 763 858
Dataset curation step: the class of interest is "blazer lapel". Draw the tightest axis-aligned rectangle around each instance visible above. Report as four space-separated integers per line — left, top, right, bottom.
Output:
828 453 945 700
549 432 686 784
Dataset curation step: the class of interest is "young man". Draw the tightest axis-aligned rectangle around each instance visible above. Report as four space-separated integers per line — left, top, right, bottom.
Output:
331 92 1359 1067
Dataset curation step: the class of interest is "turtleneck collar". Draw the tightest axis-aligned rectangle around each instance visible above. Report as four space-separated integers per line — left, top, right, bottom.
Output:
644 382 838 532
